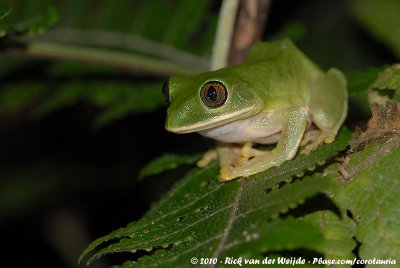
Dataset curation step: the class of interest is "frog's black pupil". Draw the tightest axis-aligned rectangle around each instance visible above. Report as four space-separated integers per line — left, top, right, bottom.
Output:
207 86 218 102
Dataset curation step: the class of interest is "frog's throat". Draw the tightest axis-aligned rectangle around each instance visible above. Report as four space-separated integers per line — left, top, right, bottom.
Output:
167 106 255 134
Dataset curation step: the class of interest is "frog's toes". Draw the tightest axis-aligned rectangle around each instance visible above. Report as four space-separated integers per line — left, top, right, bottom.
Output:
219 166 236 182
236 157 248 167
300 129 321 146
236 142 252 166
300 146 312 155
300 132 336 154
323 135 335 144
300 133 324 154
197 149 217 167
241 142 253 159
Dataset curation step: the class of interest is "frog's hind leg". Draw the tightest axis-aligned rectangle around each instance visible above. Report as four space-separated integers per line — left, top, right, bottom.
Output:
300 129 321 147
303 68 347 154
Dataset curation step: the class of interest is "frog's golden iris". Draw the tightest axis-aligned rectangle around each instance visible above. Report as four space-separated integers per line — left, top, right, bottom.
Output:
200 81 228 108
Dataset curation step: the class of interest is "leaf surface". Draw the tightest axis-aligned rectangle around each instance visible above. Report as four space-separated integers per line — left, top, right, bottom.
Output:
352 0 400 58
1 2 58 36
79 129 351 266
303 210 356 267
334 140 400 266
138 154 201 179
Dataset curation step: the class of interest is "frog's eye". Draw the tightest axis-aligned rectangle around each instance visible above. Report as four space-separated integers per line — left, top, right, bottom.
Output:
162 80 170 105
200 81 228 108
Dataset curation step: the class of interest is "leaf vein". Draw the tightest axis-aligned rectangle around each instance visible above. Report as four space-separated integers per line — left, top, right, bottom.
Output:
211 178 245 262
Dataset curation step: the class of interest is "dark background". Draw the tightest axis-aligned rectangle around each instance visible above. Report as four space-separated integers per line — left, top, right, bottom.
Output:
0 0 396 267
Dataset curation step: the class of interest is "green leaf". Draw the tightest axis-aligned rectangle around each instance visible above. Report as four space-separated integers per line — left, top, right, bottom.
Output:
84 172 329 267
0 63 165 126
138 154 201 179
352 0 400 59
368 64 400 104
371 64 400 91
0 0 218 126
0 1 11 21
30 82 82 118
79 128 351 266
346 67 384 96
53 0 215 56
93 83 165 127
26 80 164 126
303 210 356 267
277 21 307 42
1 2 58 36
162 0 210 49
222 216 325 258
134 216 326 268
0 81 46 114
333 139 400 265
127 0 214 55
14 5 58 35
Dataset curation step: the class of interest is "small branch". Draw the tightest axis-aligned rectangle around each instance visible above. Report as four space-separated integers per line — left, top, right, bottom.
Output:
34 28 210 70
228 0 271 66
4 41 204 77
210 0 240 70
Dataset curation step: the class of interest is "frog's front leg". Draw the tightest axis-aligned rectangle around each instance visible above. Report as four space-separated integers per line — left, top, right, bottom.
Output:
197 149 218 167
220 107 309 181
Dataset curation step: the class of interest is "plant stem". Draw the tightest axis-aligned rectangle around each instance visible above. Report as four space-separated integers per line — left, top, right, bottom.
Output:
228 0 271 66
36 28 210 70
6 41 205 77
210 0 240 70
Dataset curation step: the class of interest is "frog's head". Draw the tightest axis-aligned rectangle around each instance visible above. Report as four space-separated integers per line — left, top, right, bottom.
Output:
164 69 264 134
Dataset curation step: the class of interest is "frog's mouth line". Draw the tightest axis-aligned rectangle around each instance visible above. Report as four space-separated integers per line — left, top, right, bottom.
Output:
166 106 255 134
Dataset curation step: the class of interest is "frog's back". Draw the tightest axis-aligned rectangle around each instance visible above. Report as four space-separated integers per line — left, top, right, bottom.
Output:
242 39 347 137
244 39 307 65
237 39 318 110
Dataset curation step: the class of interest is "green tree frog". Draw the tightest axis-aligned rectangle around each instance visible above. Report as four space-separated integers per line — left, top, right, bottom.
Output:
164 39 347 182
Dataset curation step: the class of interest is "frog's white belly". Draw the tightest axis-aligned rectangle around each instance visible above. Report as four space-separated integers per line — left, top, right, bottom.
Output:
199 111 282 144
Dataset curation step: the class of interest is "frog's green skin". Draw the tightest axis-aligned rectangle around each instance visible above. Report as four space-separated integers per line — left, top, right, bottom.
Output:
165 39 347 181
